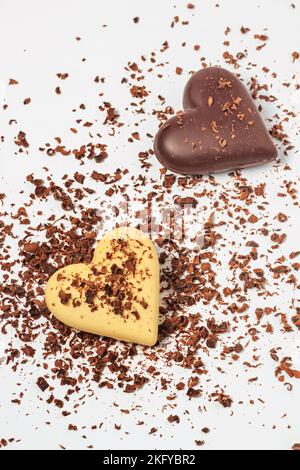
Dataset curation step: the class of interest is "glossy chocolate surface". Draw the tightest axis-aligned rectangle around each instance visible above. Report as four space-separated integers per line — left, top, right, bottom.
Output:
154 67 278 175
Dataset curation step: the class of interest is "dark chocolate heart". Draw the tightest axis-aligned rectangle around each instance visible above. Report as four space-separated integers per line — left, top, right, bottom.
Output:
154 67 277 175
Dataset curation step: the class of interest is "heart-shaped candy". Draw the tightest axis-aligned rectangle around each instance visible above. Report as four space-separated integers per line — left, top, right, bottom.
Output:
154 67 277 175
45 227 160 346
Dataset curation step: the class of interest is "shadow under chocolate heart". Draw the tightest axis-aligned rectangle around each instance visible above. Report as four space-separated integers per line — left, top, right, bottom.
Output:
154 67 278 175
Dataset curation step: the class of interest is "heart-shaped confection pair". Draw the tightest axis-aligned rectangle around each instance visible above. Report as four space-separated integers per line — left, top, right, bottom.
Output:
154 67 278 175
45 227 160 346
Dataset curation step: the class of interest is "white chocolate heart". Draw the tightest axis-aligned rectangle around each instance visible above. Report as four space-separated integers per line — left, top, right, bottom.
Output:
45 227 160 346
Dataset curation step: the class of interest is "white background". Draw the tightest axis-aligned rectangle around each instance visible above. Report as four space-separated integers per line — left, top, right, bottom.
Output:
0 0 300 450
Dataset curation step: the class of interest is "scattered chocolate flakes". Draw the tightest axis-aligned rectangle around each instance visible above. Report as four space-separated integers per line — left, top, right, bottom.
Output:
59 290 71 305
167 415 180 424
14 131 29 148
195 440 205 446
240 26 250 34
37 377 49 392
57 73 69 80
254 34 269 41
1 6 299 451
213 392 233 408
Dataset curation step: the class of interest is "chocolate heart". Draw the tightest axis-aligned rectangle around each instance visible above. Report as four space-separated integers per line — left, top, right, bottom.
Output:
154 67 277 175
45 227 160 346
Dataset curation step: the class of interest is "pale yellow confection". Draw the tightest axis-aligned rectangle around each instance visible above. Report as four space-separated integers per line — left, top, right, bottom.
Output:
45 227 160 346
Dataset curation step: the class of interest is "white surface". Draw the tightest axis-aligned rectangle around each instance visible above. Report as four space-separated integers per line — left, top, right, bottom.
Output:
0 0 300 450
